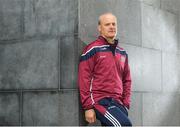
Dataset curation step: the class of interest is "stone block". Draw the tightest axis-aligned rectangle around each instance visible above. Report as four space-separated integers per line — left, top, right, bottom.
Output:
0 92 20 125
79 0 141 46
141 3 162 50
117 0 141 46
120 43 162 92
22 91 59 125
0 0 22 40
58 90 79 125
179 16 180 51
0 38 58 89
139 0 160 8
142 3 178 52
60 36 78 89
79 0 112 44
162 52 180 92
24 0 78 37
161 10 178 52
129 92 142 126
142 93 180 126
161 0 180 14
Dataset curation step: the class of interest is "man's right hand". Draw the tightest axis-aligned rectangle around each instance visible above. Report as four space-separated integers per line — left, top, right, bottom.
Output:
85 109 96 123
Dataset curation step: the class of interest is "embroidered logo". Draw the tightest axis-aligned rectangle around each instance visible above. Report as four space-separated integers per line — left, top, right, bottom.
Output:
120 56 126 62
108 105 116 110
99 55 106 58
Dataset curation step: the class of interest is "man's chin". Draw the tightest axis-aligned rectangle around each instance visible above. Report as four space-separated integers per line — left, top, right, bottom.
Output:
108 36 116 39
102 35 116 40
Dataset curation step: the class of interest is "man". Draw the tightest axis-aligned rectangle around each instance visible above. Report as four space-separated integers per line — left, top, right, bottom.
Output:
78 13 132 126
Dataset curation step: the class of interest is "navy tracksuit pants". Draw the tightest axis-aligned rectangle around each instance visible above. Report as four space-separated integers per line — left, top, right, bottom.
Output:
94 98 132 126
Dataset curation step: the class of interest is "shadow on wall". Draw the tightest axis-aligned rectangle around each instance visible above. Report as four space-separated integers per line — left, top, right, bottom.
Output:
77 38 87 126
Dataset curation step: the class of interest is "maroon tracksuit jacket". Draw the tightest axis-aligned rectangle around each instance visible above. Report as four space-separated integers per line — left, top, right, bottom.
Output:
78 36 132 113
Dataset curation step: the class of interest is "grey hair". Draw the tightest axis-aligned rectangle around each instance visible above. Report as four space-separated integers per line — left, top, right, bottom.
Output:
98 12 116 25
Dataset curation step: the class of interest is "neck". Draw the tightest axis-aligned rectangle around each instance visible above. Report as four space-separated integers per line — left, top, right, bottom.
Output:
101 35 115 44
106 38 114 44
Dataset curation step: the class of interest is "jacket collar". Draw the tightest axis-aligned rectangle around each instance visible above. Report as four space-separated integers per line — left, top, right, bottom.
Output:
98 36 118 46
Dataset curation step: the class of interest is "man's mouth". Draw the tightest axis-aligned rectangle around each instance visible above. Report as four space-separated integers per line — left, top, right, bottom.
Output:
109 31 115 33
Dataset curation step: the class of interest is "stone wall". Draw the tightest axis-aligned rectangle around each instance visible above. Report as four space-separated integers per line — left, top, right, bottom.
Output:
0 0 79 125
0 0 180 126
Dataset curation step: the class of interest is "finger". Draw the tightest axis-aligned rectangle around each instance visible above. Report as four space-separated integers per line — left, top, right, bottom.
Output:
90 118 94 123
86 118 90 123
92 116 95 123
87 119 91 123
91 116 95 123
86 118 92 123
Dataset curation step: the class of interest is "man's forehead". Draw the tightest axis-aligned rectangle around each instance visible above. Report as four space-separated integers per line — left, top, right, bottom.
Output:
100 15 116 23
101 13 116 19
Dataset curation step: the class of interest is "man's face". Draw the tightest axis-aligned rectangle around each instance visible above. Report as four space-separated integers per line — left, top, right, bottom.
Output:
98 14 117 39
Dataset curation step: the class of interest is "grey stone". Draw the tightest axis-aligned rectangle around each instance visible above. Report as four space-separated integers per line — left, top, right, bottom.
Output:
79 0 112 44
0 92 20 125
78 37 88 56
142 93 180 126
0 0 22 40
0 0 180 126
117 0 141 46
179 16 180 52
59 90 79 125
141 3 163 50
79 0 141 46
88 120 101 126
129 92 142 126
24 0 78 37
162 52 180 92
138 0 160 8
161 0 180 14
22 91 59 125
120 43 162 92
161 11 178 52
0 38 58 89
60 36 78 89
142 3 179 52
